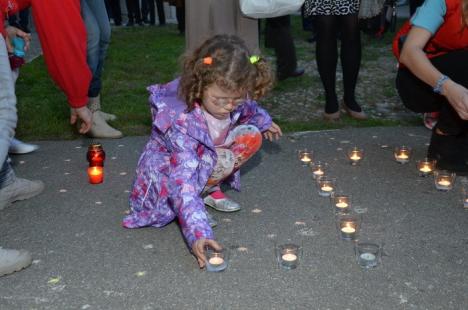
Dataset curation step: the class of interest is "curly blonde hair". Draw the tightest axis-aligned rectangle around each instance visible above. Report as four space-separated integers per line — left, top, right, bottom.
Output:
178 35 274 111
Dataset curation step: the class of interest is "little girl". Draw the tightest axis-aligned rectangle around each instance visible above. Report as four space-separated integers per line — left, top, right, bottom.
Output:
123 34 282 268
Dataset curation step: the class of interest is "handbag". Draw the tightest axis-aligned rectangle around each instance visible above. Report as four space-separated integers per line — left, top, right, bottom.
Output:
239 0 305 19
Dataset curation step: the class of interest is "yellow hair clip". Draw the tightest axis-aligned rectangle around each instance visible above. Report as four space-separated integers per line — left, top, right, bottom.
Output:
249 55 260 64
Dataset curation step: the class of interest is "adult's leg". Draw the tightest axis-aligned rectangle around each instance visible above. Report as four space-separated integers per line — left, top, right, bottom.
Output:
81 0 111 98
315 15 339 114
175 2 185 34
156 0 166 25
338 13 362 112
125 0 135 24
108 0 122 25
265 16 299 80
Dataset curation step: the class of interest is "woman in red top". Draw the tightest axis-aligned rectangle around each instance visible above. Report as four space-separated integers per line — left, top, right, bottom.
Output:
1 0 94 133
395 0 468 174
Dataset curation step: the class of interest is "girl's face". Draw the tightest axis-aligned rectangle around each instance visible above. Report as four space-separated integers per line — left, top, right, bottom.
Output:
201 83 246 120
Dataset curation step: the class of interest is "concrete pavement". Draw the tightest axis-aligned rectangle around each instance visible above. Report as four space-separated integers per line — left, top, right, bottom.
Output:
0 126 467 309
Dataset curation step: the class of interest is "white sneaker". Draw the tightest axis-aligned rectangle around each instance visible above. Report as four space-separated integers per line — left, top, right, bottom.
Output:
0 178 45 210
204 195 241 212
9 138 39 154
0 247 32 277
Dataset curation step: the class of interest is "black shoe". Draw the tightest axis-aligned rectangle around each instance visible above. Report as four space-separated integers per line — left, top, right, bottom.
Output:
428 130 468 175
277 68 305 81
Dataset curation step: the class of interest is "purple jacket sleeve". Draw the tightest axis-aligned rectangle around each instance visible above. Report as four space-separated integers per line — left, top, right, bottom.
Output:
166 125 214 248
238 100 273 132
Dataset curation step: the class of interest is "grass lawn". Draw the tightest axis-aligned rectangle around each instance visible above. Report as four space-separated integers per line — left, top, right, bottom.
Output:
15 16 415 141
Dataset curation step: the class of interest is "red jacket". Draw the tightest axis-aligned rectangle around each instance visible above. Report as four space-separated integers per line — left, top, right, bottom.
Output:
1 0 91 108
393 0 468 60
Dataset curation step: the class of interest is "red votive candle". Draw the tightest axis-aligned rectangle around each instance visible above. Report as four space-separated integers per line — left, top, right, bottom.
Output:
88 166 104 184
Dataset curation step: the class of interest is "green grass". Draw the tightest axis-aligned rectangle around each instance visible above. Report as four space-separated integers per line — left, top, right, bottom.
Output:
15 17 413 140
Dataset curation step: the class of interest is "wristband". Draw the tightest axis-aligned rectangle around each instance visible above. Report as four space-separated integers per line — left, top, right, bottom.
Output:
433 75 449 94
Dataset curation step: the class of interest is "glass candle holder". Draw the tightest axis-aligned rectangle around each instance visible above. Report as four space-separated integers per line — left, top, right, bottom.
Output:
275 243 302 270
317 176 336 197
336 213 360 241
462 179 468 209
205 247 228 272
434 170 456 191
87 143 106 167
88 166 104 184
394 146 412 164
355 242 382 269
347 147 364 165
310 161 327 180
330 193 351 214
417 158 436 177
297 149 313 166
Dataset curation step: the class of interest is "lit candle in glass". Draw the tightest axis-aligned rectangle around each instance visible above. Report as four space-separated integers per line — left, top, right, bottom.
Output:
205 248 228 272
310 161 327 180
347 147 363 165
276 243 301 270
297 149 313 166
417 158 436 177
317 176 335 197
88 166 104 184
336 214 360 241
394 146 412 164
434 170 455 191
331 193 351 214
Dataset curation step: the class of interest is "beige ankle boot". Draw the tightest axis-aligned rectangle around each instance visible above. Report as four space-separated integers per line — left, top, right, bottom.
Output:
88 95 117 121
88 111 123 139
87 96 123 139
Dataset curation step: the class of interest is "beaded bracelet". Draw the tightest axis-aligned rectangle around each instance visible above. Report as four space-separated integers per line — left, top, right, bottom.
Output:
433 74 449 94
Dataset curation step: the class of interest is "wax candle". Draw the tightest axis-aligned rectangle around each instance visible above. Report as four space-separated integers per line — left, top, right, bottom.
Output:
394 147 411 164
88 166 104 184
87 143 106 167
437 179 451 187
336 201 349 209
464 198 468 209
300 154 312 163
282 253 297 262
340 221 357 240
208 256 224 266
313 169 324 177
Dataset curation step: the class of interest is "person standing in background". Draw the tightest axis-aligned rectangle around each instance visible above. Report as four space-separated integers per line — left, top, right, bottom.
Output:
81 0 123 138
185 0 259 53
304 0 367 121
142 0 166 26
125 0 142 26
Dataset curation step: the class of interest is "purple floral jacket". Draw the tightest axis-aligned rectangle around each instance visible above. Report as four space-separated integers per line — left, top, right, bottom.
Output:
123 79 273 247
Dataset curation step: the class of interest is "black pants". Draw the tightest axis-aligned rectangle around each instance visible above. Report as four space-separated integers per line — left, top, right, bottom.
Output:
396 50 468 135
264 15 298 78
141 0 166 25
105 0 122 25
126 0 142 23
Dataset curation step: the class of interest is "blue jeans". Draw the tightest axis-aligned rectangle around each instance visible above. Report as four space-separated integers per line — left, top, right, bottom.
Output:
81 0 111 98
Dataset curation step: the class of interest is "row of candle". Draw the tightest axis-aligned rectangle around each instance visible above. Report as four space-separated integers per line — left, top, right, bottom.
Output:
299 147 458 192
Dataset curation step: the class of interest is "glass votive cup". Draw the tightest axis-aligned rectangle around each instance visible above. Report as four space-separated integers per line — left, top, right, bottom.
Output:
297 149 313 166
275 243 302 270
205 247 228 272
394 146 412 164
355 242 382 269
310 161 327 180
336 213 360 241
317 176 336 197
330 193 352 214
347 147 364 165
87 166 104 184
417 158 436 177
461 178 468 209
434 170 456 191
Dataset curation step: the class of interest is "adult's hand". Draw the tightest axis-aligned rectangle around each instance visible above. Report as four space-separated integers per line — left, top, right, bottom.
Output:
442 80 468 120
191 238 222 268
70 106 93 134
5 26 32 53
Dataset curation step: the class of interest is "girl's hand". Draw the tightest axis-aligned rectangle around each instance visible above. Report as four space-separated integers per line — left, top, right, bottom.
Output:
263 122 282 141
192 238 222 268
5 26 32 54
442 80 468 120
